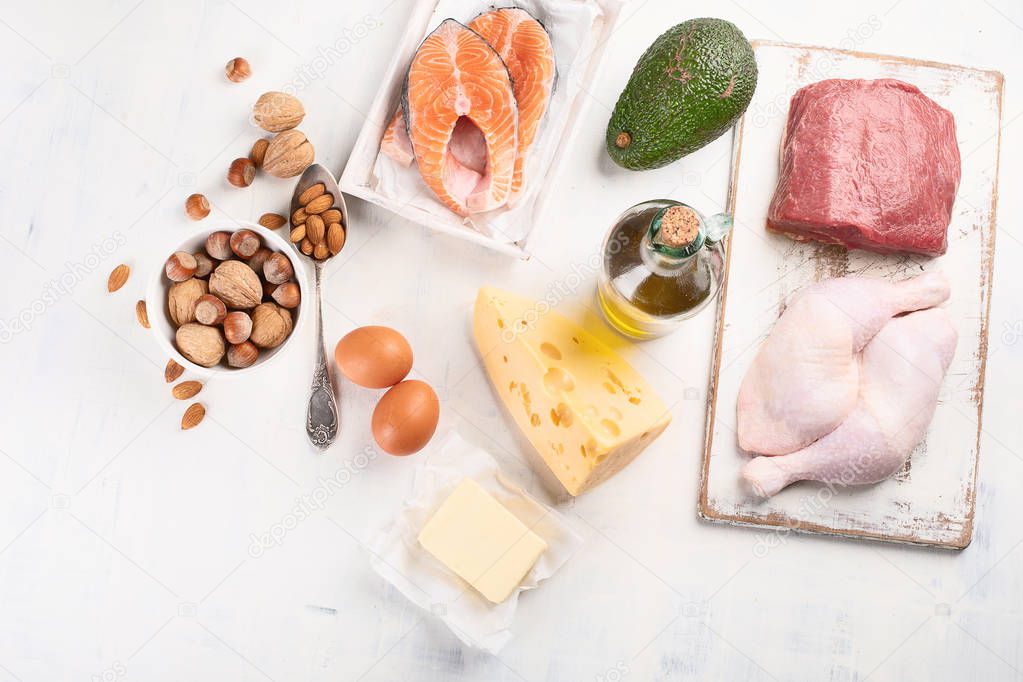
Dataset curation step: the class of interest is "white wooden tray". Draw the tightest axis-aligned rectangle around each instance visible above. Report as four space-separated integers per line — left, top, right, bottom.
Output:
339 0 623 258
699 42 1003 549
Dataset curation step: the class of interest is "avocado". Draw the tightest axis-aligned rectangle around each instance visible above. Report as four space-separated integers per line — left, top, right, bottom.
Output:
606 18 757 170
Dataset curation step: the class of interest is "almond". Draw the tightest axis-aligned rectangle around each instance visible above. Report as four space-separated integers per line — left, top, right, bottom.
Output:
313 242 330 260
298 183 325 205
172 380 203 400
291 207 307 225
327 223 345 255
289 225 306 243
165 359 185 383
306 214 325 245
107 264 130 292
135 300 150 328
181 403 205 430
320 208 342 225
258 213 286 230
303 193 333 214
300 238 314 256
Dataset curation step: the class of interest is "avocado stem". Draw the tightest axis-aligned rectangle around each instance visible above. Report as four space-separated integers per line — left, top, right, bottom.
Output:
614 132 632 149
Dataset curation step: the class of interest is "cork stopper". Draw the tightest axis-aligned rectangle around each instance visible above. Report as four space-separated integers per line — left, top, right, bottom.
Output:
656 206 701 248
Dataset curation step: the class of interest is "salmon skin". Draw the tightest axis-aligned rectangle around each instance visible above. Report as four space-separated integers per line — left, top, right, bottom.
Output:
403 19 518 215
468 8 555 203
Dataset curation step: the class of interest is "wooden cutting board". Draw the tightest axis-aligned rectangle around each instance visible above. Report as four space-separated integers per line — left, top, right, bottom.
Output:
699 42 1003 549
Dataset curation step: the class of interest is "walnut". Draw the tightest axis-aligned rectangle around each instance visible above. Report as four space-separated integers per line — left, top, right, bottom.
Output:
167 278 208 326
175 323 225 367
209 260 262 309
249 302 293 348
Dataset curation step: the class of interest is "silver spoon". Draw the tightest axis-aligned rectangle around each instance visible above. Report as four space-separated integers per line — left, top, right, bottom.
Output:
290 163 346 450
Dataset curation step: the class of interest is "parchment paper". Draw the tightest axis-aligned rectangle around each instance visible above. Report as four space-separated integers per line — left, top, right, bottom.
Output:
369 430 584 653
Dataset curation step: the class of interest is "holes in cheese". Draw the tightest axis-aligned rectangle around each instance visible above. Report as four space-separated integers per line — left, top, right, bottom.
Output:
544 367 575 394
540 342 561 360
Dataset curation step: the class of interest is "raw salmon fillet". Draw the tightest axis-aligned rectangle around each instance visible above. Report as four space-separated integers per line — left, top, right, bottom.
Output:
469 8 555 202
380 110 413 168
404 19 518 215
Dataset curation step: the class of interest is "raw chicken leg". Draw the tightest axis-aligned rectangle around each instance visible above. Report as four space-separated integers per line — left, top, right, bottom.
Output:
742 307 957 497
737 272 950 455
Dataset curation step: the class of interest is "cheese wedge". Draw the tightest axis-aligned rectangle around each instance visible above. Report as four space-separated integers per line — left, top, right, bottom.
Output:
418 478 547 603
473 287 671 495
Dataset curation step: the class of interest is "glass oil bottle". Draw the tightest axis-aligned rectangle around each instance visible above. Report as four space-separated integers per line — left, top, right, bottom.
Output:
597 200 733 339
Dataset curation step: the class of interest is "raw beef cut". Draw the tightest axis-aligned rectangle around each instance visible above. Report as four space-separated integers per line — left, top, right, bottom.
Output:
767 79 960 257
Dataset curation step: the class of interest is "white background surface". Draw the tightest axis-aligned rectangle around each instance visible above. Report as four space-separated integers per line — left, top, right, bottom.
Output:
0 1 1020 680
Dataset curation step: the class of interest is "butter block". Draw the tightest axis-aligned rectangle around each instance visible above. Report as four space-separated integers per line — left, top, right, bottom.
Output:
473 287 671 496
418 478 547 604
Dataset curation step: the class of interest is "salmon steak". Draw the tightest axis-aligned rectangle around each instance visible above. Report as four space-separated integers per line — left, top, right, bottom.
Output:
380 109 414 168
403 19 518 215
468 8 556 203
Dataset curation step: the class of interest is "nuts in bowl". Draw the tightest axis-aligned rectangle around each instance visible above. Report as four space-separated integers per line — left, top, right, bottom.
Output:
146 222 306 374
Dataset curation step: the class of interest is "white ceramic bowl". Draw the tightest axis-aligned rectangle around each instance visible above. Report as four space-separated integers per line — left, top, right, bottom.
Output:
146 221 308 376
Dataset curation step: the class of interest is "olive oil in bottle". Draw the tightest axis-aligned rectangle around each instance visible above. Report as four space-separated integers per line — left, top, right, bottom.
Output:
597 200 732 339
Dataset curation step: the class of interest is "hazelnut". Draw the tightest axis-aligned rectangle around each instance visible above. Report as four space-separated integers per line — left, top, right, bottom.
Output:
262 278 278 299
230 229 261 259
304 193 333 215
291 207 307 226
228 157 255 187
206 231 234 260
289 225 306 243
263 252 294 284
185 193 210 220
252 91 305 132
271 282 301 309
306 214 325 245
227 341 259 368
250 302 292 348
258 213 286 230
176 323 225 367
313 243 330 260
165 251 198 282
320 209 342 225
223 311 252 344
250 138 269 167
192 251 214 278
225 57 251 83
167 278 208 326
247 247 272 276
194 294 227 326
263 130 314 178
327 223 345 255
209 260 262 309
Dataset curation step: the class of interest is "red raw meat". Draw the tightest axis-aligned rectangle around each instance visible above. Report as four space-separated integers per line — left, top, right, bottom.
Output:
767 79 960 257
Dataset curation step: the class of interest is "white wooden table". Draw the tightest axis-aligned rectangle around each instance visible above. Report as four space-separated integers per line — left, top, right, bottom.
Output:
0 1 1020 680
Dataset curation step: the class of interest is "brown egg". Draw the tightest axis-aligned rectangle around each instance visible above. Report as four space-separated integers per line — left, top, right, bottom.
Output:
372 380 439 456
334 326 413 388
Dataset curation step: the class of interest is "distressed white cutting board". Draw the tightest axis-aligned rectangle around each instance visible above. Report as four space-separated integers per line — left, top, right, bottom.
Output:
699 42 1003 549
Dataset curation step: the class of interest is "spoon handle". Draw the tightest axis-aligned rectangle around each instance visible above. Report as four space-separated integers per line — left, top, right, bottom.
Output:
306 262 338 450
